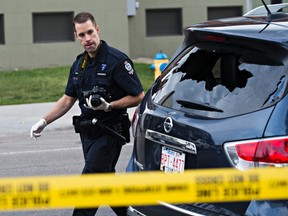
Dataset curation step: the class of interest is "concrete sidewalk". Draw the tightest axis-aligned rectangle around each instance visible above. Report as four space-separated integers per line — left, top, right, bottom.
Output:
0 102 136 137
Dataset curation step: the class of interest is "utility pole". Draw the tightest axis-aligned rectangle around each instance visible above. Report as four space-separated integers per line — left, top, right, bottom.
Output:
246 0 252 12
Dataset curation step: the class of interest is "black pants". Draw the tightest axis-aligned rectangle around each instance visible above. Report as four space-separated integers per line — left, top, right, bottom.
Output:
72 132 127 216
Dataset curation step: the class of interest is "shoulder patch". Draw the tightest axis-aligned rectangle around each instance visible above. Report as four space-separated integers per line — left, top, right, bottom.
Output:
124 61 134 75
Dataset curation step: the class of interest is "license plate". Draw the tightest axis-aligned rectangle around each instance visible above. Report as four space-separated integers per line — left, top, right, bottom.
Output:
160 146 185 173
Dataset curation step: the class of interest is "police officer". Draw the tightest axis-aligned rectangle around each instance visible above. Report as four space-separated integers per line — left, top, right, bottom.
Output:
30 12 144 216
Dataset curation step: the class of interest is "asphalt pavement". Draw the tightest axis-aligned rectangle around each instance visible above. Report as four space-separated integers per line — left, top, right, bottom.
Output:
0 102 136 137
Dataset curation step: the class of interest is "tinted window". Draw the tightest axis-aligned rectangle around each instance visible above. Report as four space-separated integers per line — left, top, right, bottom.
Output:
208 6 243 20
152 45 285 118
33 12 74 43
146 8 182 36
0 14 4 44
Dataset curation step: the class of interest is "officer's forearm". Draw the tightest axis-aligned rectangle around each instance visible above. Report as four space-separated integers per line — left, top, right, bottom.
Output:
111 92 144 109
43 94 77 124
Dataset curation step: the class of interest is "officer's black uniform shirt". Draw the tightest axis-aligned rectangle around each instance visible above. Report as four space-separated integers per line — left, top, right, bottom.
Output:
65 40 143 122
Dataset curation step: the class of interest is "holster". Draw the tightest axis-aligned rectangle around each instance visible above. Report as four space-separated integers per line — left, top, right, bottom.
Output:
72 115 82 133
121 113 131 143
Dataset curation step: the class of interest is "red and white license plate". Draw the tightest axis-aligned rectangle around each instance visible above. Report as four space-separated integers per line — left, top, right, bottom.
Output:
160 146 185 173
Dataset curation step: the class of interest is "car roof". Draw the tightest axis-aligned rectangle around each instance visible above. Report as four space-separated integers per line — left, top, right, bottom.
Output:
185 4 288 44
186 17 288 44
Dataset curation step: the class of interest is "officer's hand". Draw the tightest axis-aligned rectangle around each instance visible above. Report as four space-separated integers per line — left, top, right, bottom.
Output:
85 95 111 112
30 119 47 140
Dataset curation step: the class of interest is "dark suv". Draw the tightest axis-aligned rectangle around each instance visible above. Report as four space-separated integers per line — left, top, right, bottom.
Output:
127 3 288 216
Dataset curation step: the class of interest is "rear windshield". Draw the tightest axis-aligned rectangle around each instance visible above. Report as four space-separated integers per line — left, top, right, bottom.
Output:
152 44 286 118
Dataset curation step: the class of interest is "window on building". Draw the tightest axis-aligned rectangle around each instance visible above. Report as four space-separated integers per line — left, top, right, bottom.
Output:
0 14 5 44
271 0 282 4
33 12 74 43
208 6 243 20
146 8 182 37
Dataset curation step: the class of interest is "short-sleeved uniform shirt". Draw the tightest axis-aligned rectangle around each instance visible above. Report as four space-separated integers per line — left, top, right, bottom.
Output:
65 40 143 122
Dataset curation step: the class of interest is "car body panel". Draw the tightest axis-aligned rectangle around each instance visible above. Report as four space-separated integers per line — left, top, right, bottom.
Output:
135 99 275 171
127 3 288 216
265 93 288 136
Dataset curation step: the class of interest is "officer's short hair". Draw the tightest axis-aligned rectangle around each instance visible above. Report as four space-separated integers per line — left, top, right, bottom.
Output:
73 12 97 32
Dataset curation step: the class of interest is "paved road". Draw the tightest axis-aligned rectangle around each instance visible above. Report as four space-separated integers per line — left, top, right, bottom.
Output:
0 102 134 137
0 103 135 215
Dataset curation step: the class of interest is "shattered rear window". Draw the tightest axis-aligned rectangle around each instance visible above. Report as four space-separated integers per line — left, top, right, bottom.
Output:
152 45 286 118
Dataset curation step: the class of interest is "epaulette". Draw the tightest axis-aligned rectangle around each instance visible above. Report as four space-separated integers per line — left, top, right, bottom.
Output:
75 51 85 61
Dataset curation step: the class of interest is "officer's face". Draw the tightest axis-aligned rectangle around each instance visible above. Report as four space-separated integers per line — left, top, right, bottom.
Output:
74 20 100 58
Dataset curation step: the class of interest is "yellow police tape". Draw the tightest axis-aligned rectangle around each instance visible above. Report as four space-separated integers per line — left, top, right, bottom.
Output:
0 168 287 211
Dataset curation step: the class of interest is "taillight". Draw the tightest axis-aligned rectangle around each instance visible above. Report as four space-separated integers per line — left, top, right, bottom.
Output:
131 105 140 138
201 35 227 42
224 137 288 170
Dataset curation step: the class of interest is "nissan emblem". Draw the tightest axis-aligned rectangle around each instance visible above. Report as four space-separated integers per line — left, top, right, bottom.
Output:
164 117 173 133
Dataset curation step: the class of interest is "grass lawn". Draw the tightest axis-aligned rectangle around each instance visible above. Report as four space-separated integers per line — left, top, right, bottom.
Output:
0 63 154 105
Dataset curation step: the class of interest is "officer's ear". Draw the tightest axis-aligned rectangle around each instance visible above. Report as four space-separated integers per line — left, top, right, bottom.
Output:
95 25 100 34
74 31 82 40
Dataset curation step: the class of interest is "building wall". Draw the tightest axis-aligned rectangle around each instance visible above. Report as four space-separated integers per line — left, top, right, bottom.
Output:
1 0 284 71
128 0 245 59
0 0 129 71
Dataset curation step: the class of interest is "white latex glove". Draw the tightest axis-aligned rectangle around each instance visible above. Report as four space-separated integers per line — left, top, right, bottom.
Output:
30 119 47 139
85 95 111 112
